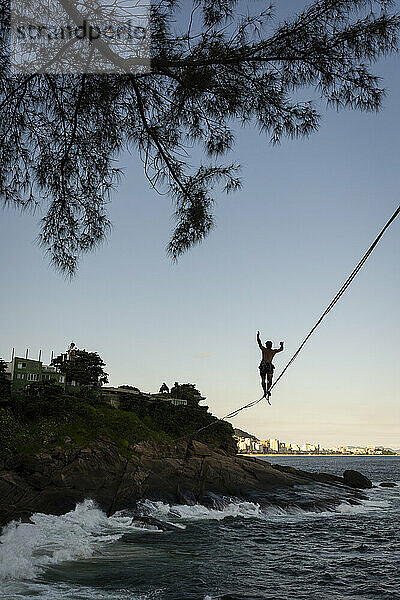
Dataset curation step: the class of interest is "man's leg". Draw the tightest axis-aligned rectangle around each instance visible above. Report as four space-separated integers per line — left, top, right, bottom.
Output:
267 374 273 394
260 373 267 397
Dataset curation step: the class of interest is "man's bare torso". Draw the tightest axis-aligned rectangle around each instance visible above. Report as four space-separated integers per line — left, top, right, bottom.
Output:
261 348 278 362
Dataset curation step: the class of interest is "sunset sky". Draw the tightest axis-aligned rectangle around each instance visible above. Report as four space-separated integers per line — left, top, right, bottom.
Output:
1 1 399 448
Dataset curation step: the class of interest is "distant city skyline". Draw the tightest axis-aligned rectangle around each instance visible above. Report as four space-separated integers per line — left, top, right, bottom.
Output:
1 0 399 449
235 433 399 454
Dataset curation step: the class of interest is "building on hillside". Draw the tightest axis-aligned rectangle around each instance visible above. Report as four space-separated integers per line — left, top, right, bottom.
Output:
6 356 65 390
102 386 148 397
169 397 188 406
149 393 188 407
101 387 188 408
101 386 150 407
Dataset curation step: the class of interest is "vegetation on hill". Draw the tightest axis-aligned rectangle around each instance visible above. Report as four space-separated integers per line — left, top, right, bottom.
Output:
0 358 11 401
52 348 109 387
234 428 257 440
0 382 235 459
169 383 203 407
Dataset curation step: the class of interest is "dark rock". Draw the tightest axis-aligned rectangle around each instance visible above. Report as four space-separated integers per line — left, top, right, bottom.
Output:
379 482 397 487
0 440 370 526
272 464 345 486
190 440 212 456
354 544 371 552
176 486 196 505
343 469 373 489
128 515 182 531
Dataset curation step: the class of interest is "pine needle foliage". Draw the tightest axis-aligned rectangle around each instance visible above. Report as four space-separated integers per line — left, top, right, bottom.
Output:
0 0 399 274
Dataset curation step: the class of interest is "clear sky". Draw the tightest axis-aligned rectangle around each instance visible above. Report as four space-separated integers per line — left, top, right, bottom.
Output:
1 1 399 448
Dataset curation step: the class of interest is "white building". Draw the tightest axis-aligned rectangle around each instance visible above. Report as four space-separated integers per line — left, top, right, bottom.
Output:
268 438 279 452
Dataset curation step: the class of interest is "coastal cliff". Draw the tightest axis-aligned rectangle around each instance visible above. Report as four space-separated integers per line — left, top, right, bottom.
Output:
0 438 369 527
0 387 374 527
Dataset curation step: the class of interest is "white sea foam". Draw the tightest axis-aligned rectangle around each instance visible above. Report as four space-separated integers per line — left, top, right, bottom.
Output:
139 498 266 521
371 481 400 493
141 489 393 524
0 490 392 584
0 499 147 582
335 498 390 514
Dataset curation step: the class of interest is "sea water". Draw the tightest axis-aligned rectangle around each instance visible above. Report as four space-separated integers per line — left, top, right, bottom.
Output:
0 456 399 600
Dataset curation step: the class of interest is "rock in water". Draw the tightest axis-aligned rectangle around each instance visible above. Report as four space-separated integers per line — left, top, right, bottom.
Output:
379 482 397 488
343 470 372 489
129 515 183 531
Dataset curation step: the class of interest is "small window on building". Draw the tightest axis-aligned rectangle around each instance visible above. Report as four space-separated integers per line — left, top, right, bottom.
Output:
27 373 39 381
16 373 24 379
17 362 27 369
60 376 65 383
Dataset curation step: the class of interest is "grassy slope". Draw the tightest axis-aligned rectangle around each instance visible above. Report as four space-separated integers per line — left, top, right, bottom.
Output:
0 390 235 458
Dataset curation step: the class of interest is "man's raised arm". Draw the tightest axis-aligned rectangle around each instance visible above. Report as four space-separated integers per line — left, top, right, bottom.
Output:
256 331 263 349
275 341 284 353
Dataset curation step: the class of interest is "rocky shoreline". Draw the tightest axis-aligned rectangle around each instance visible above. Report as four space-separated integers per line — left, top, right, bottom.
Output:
0 439 373 527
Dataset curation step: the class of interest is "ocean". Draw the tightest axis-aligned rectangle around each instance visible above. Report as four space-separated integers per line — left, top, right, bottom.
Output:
0 456 399 600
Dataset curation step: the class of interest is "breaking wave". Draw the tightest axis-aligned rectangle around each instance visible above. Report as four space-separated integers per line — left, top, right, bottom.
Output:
0 489 391 585
139 494 388 522
0 499 145 581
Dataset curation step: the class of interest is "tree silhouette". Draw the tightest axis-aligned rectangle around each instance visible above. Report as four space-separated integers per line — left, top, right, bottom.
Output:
52 348 109 387
1 0 399 274
0 357 11 400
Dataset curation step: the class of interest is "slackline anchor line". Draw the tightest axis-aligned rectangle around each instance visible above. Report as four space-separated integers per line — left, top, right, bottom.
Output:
194 204 400 436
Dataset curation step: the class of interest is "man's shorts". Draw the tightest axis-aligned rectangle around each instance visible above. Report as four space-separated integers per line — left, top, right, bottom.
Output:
259 360 275 377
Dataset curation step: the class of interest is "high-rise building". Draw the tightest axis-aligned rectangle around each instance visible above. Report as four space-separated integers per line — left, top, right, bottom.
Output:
268 438 279 452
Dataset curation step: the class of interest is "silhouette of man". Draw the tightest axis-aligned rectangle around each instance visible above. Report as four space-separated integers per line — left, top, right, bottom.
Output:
257 331 284 397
